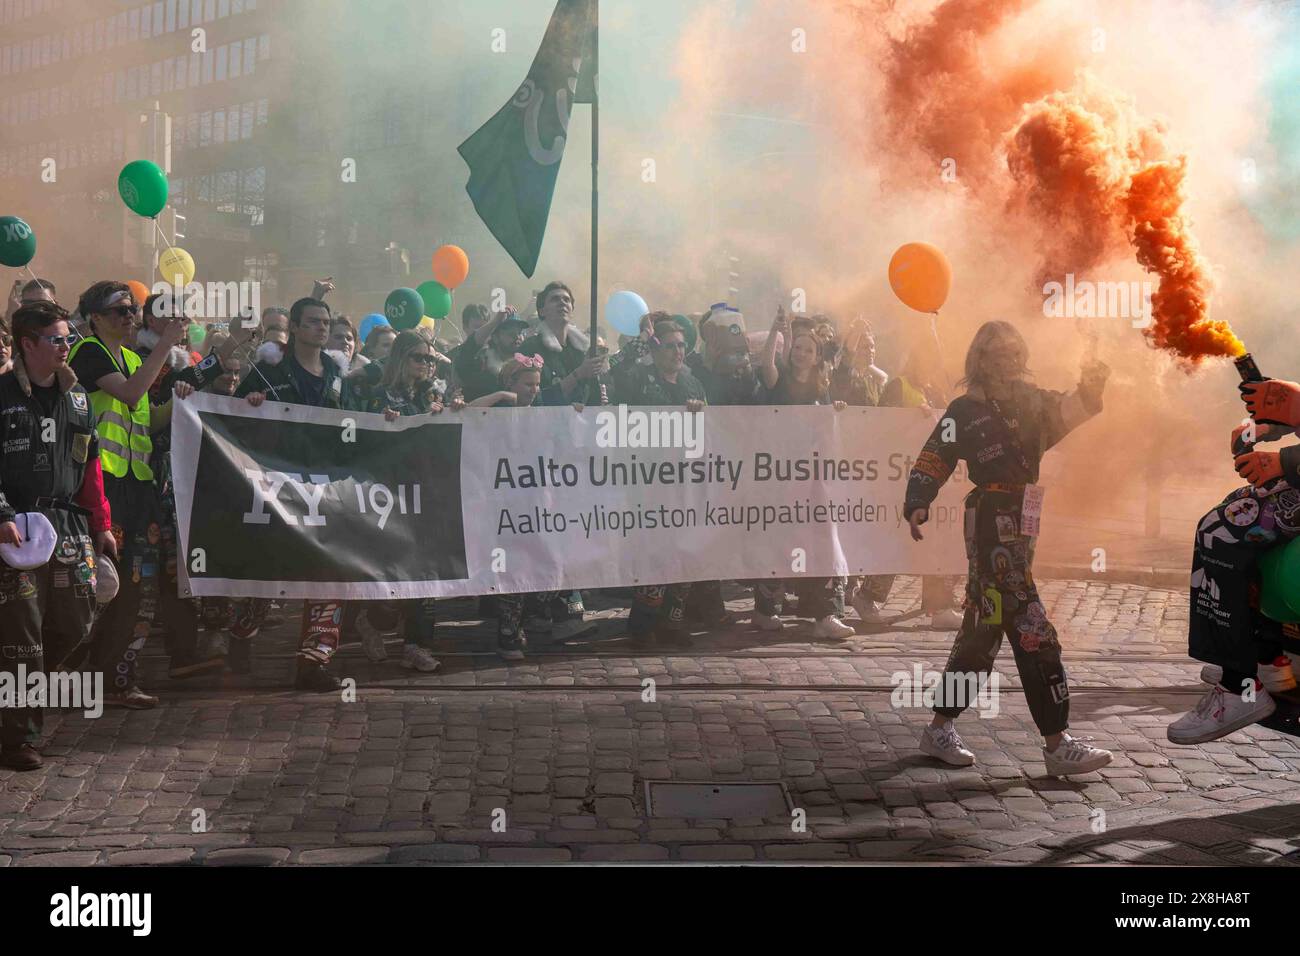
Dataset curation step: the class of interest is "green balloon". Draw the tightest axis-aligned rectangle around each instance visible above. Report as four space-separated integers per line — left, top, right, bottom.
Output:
0 215 36 268
1259 541 1300 623
384 287 426 331
417 280 453 320
118 160 169 218
188 322 206 348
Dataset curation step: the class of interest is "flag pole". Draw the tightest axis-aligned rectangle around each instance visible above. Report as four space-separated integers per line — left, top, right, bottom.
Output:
588 2 599 357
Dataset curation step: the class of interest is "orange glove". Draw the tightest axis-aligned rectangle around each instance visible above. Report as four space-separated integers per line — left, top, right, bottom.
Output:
1240 379 1300 427
1234 450 1284 486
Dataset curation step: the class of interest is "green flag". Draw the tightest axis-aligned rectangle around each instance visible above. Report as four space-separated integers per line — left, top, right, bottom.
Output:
458 0 597 278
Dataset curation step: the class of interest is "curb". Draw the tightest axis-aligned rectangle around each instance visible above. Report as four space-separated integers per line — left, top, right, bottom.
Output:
1036 563 1187 590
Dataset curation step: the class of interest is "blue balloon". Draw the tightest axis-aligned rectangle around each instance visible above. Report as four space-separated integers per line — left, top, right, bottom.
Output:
606 291 649 337
359 312 390 342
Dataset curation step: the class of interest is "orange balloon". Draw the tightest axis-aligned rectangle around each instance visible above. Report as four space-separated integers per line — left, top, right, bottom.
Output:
888 242 951 314
431 245 469 289
127 279 151 307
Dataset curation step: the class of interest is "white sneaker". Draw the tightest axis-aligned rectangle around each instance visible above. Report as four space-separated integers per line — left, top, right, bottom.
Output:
851 594 885 623
401 644 441 673
1259 655 1297 693
1043 733 1113 777
356 613 389 662
753 612 783 632
1167 684 1275 745
920 722 976 766
813 615 854 640
927 608 965 629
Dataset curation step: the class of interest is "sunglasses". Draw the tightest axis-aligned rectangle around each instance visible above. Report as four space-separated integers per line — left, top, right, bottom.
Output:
102 305 137 319
38 334 74 347
409 354 438 365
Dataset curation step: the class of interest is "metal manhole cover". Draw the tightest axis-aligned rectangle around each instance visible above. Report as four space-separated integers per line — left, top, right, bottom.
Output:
645 781 792 818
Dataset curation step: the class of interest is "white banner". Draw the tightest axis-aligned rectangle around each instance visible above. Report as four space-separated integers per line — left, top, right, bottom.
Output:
172 393 971 599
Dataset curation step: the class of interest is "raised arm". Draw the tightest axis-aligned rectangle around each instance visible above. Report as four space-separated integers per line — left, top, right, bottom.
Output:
760 307 787 392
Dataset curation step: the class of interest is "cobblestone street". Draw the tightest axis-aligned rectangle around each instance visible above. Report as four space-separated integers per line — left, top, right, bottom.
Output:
4 577 1300 866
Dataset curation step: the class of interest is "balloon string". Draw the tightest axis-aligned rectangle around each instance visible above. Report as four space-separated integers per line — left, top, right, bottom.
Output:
930 311 955 400
152 215 180 263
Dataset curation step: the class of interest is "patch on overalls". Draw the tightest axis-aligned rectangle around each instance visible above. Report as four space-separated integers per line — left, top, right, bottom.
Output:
55 537 80 564
979 587 1002 625
995 513 1018 542
71 431 91 464
1224 496 1260 527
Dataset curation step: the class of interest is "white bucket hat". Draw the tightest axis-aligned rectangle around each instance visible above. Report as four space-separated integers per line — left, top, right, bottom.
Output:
95 554 119 605
0 512 57 570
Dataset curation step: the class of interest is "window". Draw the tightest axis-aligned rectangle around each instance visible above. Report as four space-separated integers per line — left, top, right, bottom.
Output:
213 108 225 143
141 4 151 37
205 0 215 22
191 0 201 26
218 0 228 16
257 33 269 60
129 7 140 41
177 0 187 29
256 98 267 126
241 101 253 139
232 0 242 13
228 39 241 78
165 0 175 32
201 48 212 83
188 51 198 86
215 43 226 81
151 61 162 95
153 2 163 33
200 110 211 146
243 38 254 74
125 65 137 100
187 112 199 147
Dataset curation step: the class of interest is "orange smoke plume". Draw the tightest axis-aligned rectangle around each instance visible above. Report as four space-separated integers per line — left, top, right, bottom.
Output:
869 0 1244 364
1006 82 1245 362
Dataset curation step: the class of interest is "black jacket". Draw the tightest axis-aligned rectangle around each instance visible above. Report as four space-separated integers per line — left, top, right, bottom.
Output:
0 363 98 536
235 350 345 409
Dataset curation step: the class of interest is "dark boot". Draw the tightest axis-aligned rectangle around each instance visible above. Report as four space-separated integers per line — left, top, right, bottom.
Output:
229 639 253 675
294 658 341 692
0 744 43 771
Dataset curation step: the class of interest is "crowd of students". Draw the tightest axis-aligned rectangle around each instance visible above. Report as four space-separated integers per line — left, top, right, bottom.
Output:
4 272 1297 781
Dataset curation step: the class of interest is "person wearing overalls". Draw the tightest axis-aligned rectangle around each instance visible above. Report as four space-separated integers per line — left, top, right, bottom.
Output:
904 320 1113 777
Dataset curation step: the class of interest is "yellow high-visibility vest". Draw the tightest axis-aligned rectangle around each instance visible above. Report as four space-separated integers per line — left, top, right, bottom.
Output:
68 337 154 481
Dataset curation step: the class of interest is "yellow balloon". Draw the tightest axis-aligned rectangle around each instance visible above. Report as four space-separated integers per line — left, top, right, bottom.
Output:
418 316 437 332
157 247 196 286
